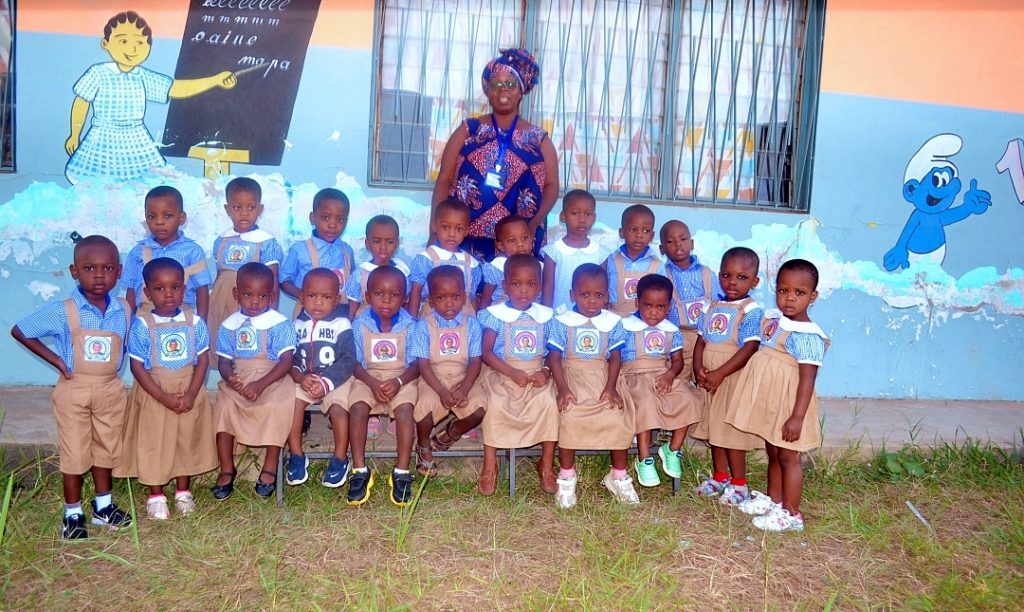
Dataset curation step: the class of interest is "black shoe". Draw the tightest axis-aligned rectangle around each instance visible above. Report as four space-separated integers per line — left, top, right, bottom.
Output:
61 513 88 541
91 500 132 529
210 471 236 501
255 469 277 499
302 411 312 434
389 470 414 507
347 468 374 506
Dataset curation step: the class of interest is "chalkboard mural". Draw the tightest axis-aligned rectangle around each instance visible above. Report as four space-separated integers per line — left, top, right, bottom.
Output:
162 0 322 176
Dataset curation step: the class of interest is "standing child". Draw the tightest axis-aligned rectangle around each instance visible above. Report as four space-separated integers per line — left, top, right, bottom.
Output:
11 235 133 540
480 215 535 307
408 199 481 317
345 214 411 319
477 254 559 496
117 258 217 519
347 266 420 507
209 177 284 353
619 274 702 488
726 259 827 532
280 188 355 316
541 189 610 313
123 185 212 318
547 264 639 507
285 269 356 488
210 263 296 500
411 266 487 476
606 205 665 317
691 247 765 506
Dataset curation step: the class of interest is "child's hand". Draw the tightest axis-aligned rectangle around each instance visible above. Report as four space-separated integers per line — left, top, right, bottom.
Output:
439 388 458 410
654 371 675 395
782 415 804 443
449 387 468 409
301 374 321 395
228 373 245 393
601 386 623 410
510 369 531 388
556 388 577 412
58 363 72 380
158 391 181 412
374 379 397 403
528 369 549 387
217 71 238 89
694 366 709 387
240 382 262 401
177 391 197 414
702 369 725 393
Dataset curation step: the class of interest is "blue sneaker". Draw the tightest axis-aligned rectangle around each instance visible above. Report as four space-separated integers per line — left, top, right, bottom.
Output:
286 453 309 486
322 456 351 488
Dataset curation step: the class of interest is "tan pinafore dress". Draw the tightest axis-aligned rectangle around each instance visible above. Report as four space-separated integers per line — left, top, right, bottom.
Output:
726 322 824 452
138 245 208 316
214 328 295 447
690 299 763 451
52 298 130 474
610 253 661 317
117 308 217 485
557 325 635 451
348 323 418 415
618 325 702 434
209 237 261 354
480 317 558 448
418 248 477 318
414 316 486 423
293 239 351 317
671 266 713 382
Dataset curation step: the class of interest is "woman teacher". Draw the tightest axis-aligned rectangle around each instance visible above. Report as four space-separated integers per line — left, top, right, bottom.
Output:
432 48 559 260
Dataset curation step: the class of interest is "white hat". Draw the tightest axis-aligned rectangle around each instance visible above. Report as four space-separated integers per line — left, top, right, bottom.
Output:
904 133 961 183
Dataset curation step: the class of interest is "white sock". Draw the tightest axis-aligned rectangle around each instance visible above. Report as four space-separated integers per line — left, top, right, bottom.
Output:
353 467 368 473
94 492 112 510
393 468 410 475
64 502 83 518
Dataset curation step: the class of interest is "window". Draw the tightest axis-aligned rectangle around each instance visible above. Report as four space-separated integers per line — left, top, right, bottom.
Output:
371 0 824 211
0 0 12 172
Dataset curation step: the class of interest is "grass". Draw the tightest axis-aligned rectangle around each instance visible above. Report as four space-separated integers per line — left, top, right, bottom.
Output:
0 441 1021 609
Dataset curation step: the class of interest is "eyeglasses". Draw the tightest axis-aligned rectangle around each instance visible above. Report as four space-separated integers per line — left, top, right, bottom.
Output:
489 80 520 91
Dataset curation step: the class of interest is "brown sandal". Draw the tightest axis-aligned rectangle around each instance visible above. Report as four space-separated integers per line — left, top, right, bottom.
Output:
430 424 459 452
416 445 437 477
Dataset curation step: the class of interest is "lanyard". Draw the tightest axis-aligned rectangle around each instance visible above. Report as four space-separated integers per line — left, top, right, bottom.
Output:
490 114 519 172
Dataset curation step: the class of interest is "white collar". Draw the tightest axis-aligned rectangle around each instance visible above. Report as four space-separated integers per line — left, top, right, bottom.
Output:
487 302 553 324
142 309 190 325
104 62 139 75
222 309 288 330
554 238 600 255
423 245 479 267
715 297 760 313
620 314 678 333
555 309 620 332
764 309 828 339
221 227 274 242
490 255 508 268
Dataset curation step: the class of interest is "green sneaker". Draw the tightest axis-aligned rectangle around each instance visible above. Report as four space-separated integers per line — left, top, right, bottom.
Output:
658 443 683 479
634 457 661 488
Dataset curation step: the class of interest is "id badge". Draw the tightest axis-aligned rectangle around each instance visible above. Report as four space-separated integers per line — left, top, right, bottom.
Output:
485 171 503 189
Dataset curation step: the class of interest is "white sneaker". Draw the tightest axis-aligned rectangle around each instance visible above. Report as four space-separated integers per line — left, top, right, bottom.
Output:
555 476 577 509
752 505 804 532
602 472 640 504
737 491 779 516
174 491 197 515
718 484 751 506
146 495 170 520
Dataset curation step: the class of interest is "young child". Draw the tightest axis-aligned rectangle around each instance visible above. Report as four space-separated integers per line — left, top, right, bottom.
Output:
11 235 133 540
480 215 535 307
606 204 665 317
618 274 702 488
660 220 721 383
344 214 411 319
280 188 355 315
209 177 284 353
726 259 827 532
408 198 481 317
547 264 639 508
477 254 559 496
691 247 765 506
210 263 296 500
123 186 212 318
541 189 610 313
410 266 486 476
347 266 420 507
286 269 356 488
117 258 217 519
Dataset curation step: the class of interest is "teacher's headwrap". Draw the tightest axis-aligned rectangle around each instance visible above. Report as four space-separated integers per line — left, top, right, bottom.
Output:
481 48 540 96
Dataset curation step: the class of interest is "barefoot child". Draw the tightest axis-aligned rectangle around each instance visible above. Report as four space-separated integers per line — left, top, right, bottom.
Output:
606 204 665 317
541 189 610 313
11 235 133 540
345 215 411 318
117 258 217 519
727 259 828 532
408 199 481 317
280 188 355 316
547 264 639 508
480 215 535 307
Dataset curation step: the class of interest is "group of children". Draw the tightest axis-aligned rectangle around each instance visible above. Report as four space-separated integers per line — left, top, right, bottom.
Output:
12 180 827 541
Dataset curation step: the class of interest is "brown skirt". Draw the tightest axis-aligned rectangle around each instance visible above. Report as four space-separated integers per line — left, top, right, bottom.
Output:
619 362 701 434
208 271 237 355
690 343 762 451
558 361 634 450
726 349 821 452
296 380 352 414
480 366 558 448
116 367 217 485
414 365 486 423
348 368 418 417
214 358 294 447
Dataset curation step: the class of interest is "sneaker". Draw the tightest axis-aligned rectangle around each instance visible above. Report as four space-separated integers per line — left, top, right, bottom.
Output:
61 513 88 541
367 417 383 440
389 470 414 507
695 476 728 497
718 484 751 506
91 500 132 529
174 491 197 515
657 443 683 479
322 456 351 488
602 472 640 504
555 476 577 509
286 453 309 486
146 495 170 520
634 457 661 488
752 506 805 532
737 491 779 516
347 469 374 506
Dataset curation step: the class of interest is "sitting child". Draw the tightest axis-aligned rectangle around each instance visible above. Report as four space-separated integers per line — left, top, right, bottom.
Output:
345 214 411 319
606 204 665 317
480 215 535 308
408 198 481 317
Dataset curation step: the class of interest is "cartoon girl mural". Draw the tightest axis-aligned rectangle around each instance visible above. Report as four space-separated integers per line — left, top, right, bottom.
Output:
64 11 237 184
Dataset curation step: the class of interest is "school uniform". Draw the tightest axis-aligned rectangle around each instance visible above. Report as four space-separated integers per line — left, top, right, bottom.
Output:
122 231 212 314
409 311 486 423
15 290 130 475
478 302 558 448
348 308 418 415
617 314 701 434
690 297 764 451
116 307 217 486
209 227 284 353
548 309 634 450
280 231 355 315
482 255 543 305
409 245 482 316
665 256 721 381
214 309 296 447
540 238 610 313
727 312 829 452
344 259 412 317
606 246 666 317
292 305 356 412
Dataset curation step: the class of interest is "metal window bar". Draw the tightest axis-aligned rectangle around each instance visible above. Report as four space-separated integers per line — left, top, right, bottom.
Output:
0 0 14 172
